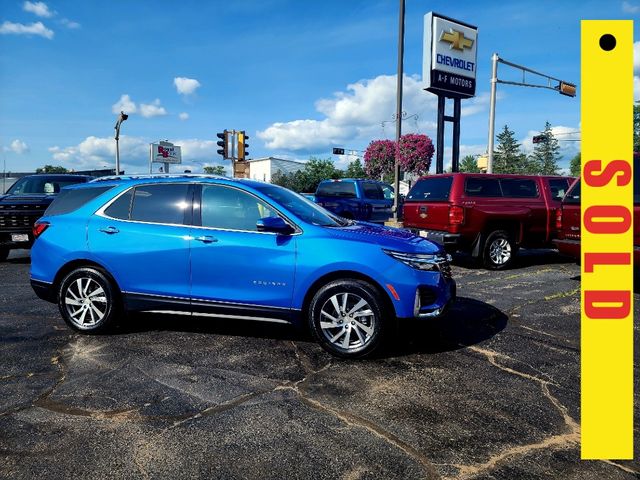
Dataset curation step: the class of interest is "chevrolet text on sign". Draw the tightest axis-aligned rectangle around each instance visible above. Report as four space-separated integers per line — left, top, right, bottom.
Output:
423 12 478 99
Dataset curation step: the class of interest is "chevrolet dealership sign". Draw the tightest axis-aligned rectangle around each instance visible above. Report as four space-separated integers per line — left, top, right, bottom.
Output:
423 12 478 98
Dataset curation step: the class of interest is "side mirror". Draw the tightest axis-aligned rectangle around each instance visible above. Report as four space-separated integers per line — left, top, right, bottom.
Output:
256 216 294 235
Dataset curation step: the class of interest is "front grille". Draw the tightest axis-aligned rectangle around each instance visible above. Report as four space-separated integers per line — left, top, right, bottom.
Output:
0 213 39 229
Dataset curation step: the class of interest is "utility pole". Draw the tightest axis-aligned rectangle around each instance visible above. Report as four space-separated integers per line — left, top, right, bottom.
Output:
114 111 128 176
391 0 405 225
487 53 499 174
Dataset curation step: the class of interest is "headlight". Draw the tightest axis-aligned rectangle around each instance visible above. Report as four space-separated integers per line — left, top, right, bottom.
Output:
383 249 450 271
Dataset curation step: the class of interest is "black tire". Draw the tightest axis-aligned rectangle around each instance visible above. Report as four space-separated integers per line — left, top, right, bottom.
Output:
0 248 9 262
308 279 387 359
57 267 120 333
482 230 517 270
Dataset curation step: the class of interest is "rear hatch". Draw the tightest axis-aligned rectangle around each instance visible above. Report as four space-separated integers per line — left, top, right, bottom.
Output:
403 176 453 230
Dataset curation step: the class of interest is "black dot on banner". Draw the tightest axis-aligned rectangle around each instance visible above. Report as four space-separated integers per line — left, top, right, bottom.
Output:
599 34 616 51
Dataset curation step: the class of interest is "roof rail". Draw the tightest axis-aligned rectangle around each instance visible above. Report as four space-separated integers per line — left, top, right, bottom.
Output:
89 173 231 183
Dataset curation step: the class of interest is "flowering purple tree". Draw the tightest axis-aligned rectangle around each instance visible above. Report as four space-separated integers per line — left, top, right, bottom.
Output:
396 133 434 176
364 139 396 180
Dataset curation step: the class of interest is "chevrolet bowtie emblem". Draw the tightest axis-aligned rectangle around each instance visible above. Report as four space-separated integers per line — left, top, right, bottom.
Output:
440 29 473 51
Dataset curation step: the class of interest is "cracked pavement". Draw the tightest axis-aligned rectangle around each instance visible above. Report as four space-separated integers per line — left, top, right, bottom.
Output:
1 249 638 479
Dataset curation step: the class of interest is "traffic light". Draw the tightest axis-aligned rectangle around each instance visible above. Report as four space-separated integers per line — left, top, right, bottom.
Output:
333 147 345 155
532 135 546 144
238 131 249 161
558 81 577 97
216 130 228 159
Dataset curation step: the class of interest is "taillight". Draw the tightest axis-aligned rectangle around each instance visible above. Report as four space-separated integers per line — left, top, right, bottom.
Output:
555 208 562 230
33 221 49 239
449 205 464 225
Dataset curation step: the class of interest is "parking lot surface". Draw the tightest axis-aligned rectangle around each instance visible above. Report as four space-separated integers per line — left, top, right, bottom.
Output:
1 249 638 479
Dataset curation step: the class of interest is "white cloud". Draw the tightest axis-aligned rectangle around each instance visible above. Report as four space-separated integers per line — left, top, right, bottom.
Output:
139 99 167 118
174 77 201 95
60 18 80 29
257 74 468 153
521 125 581 168
635 75 640 102
0 21 54 39
111 94 137 115
3 139 29 154
178 112 189 121
622 1 640 13
23 1 53 18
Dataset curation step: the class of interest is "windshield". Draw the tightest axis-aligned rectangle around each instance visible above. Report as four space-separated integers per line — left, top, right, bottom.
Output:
7 176 86 195
254 184 348 227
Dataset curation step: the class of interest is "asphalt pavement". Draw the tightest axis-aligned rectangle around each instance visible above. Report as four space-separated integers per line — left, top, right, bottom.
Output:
1 249 638 479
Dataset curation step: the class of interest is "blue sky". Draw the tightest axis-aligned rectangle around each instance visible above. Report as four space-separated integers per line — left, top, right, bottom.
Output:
0 0 638 175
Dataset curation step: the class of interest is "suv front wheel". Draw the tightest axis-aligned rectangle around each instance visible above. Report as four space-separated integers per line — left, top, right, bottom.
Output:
308 279 386 358
58 267 120 333
483 230 517 270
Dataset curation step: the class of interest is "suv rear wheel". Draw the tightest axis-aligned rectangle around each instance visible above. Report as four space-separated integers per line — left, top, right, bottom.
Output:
483 230 516 270
308 279 386 358
58 267 120 333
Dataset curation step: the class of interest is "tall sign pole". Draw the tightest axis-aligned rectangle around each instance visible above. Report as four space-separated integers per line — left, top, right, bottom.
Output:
392 0 405 224
113 111 128 175
487 53 499 173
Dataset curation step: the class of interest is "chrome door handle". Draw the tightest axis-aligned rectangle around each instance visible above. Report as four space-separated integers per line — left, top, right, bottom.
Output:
99 226 119 234
195 235 218 243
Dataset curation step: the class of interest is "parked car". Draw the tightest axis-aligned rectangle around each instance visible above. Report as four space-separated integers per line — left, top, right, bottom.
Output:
403 173 575 269
314 178 396 223
30 175 455 358
0 174 92 260
554 177 640 264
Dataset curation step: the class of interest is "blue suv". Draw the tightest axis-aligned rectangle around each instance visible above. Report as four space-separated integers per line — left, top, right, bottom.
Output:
30 175 455 358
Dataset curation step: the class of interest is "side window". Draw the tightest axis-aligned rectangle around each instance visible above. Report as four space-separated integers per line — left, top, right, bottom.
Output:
363 183 384 200
316 181 357 198
548 179 570 201
201 185 277 231
130 184 190 225
104 188 134 220
381 185 395 200
563 180 580 204
500 179 539 198
464 178 502 197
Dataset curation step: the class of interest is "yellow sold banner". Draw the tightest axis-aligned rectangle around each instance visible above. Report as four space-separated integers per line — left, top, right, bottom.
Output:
581 20 634 459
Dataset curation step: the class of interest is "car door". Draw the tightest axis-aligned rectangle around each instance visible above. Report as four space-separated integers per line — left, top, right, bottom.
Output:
88 183 193 307
189 184 297 322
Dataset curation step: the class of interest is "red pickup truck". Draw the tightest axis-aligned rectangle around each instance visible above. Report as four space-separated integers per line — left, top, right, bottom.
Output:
403 173 574 269
554 177 640 264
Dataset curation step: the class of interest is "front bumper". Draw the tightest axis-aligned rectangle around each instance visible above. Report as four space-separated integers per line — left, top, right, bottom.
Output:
413 279 456 318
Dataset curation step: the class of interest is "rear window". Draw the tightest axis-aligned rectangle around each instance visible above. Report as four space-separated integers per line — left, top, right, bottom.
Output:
500 179 539 198
465 178 502 197
45 186 112 216
563 180 580 204
407 177 453 201
316 181 357 198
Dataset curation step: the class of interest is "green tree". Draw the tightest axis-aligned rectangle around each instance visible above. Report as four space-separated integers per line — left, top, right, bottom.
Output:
634 104 640 153
203 165 226 175
345 158 366 178
569 152 581 177
35 165 68 173
272 157 342 193
493 125 527 174
459 154 480 173
529 121 561 175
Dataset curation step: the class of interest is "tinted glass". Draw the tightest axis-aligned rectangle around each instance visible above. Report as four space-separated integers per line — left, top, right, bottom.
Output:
201 185 277 231
363 183 384 200
406 177 453 201
253 184 343 227
500 179 539 198
104 188 134 220
563 180 580 204
130 184 190 225
316 181 357 198
381 184 395 200
548 179 570 201
465 178 502 197
45 186 112 216
7 176 87 195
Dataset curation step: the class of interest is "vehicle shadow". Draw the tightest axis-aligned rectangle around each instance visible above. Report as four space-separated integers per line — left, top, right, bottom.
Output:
386 296 508 357
451 249 574 271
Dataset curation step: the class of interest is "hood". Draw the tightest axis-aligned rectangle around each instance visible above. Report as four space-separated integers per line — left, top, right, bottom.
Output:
325 221 442 254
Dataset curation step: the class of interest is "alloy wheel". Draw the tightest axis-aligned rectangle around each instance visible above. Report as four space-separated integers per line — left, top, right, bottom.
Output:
489 238 511 265
64 277 108 328
319 292 376 350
